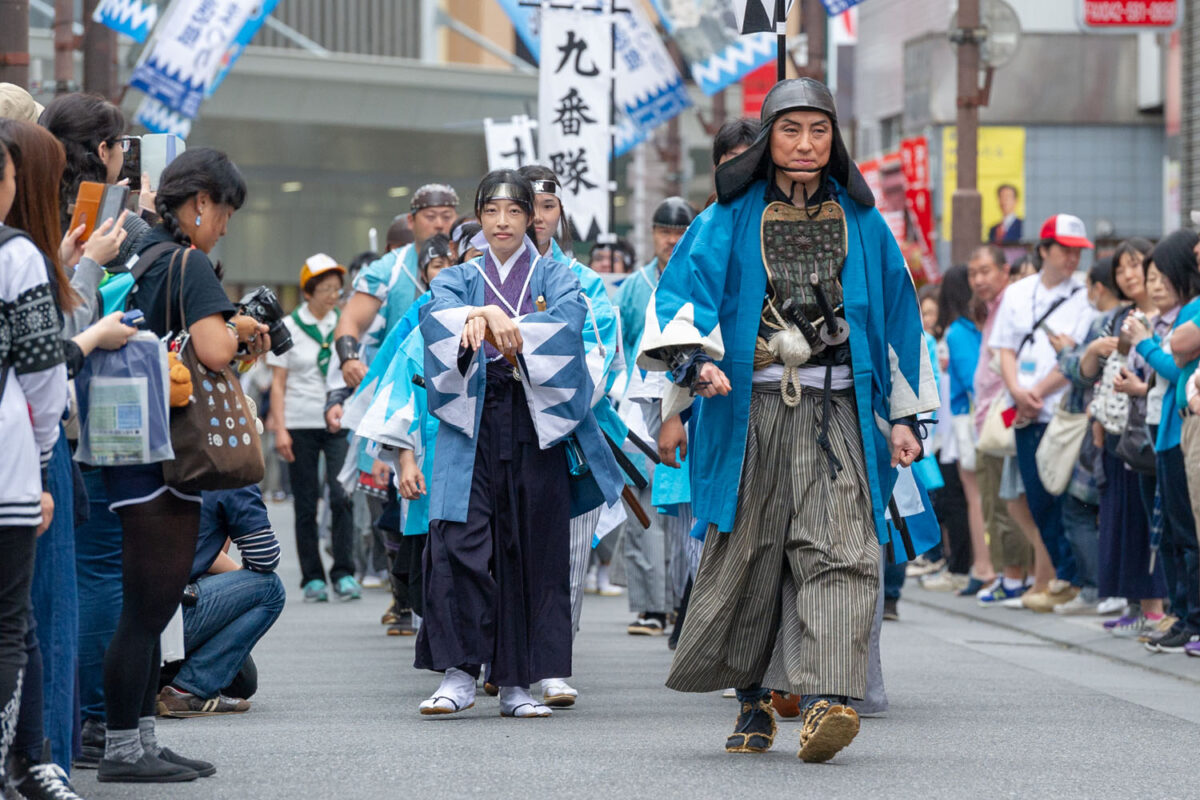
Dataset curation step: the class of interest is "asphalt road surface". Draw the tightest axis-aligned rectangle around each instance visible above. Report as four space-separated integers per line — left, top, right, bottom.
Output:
74 501 1200 800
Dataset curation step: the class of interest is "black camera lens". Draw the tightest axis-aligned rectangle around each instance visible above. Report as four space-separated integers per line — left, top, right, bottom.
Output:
268 319 293 356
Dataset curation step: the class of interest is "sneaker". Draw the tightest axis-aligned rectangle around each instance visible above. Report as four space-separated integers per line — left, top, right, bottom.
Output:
97 752 198 783
1096 597 1128 616
905 557 945 578
333 575 363 601
1185 640 1200 657
361 574 384 590
977 579 1026 607
597 579 625 597
386 608 417 636
1109 614 1154 638
157 686 251 718
75 717 105 769
797 700 860 763
920 571 969 592
956 573 994 597
883 598 899 621
302 579 328 602
1053 593 1100 616
11 754 87 799
725 696 777 753
1139 616 1180 643
583 566 599 594
627 615 666 635
1023 581 1078 613
1146 629 1200 654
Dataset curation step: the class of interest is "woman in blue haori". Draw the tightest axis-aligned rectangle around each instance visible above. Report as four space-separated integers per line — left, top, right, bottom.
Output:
412 170 621 719
517 164 625 708
637 79 938 763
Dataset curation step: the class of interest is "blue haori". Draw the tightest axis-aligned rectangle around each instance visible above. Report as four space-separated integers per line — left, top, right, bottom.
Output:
419 237 623 523
636 178 939 549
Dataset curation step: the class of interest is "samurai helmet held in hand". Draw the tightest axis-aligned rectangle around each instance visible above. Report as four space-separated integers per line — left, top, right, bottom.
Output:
652 196 697 230
714 77 873 208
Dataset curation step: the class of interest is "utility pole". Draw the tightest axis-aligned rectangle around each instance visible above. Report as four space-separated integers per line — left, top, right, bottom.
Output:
53 0 74 95
0 0 31 88
950 0 983 265
797 0 826 82
81 0 117 99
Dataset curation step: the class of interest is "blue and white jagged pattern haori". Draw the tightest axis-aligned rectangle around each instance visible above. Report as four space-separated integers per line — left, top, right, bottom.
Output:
517 318 585 449
426 306 478 438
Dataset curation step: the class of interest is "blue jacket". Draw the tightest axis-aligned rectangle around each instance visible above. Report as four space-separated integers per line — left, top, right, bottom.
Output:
945 317 981 416
636 179 939 545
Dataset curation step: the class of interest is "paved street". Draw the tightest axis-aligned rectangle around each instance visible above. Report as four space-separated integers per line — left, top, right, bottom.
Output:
75 501 1200 800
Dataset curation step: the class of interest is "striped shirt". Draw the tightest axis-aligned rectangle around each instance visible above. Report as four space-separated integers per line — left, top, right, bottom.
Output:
193 485 281 580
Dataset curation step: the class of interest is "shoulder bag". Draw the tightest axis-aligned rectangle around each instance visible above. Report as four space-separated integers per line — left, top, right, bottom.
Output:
160 249 265 492
1035 395 1090 496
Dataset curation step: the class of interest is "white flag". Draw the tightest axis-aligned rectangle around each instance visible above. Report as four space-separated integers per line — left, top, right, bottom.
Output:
733 0 795 34
484 116 538 171
539 8 611 241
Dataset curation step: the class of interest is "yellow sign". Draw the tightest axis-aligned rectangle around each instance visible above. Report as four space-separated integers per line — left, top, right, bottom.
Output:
941 126 1026 243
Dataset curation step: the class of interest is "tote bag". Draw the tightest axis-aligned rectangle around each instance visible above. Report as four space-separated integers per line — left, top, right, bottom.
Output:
1035 397 1090 496
977 395 1016 457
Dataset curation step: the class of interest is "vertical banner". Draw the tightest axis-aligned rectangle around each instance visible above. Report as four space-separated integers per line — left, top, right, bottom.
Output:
91 0 160 43
209 0 283 96
733 0 796 34
129 0 259 118
858 137 938 284
539 8 612 241
941 126 1027 256
649 0 776 95
484 116 538 171
496 0 690 157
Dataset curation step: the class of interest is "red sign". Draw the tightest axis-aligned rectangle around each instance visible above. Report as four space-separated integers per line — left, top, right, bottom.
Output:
859 136 940 284
1079 1 1181 31
741 63 775 117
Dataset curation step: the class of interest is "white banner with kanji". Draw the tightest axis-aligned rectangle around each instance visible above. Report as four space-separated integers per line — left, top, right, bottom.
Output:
484 116 538 171
538 8 611 241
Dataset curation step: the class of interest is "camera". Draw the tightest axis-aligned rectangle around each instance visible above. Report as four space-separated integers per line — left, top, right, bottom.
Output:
237 286 293 357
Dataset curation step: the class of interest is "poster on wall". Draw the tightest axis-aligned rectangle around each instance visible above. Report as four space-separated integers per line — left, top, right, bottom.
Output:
942 126 1027 264
859 136 939 284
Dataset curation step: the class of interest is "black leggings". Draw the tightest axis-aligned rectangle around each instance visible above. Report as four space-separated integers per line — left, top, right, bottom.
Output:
103 492 199 731
0 527 37 766
931 465 971 575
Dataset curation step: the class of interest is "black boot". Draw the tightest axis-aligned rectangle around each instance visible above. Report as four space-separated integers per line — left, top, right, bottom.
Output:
724 696 777 753
74 719 105 770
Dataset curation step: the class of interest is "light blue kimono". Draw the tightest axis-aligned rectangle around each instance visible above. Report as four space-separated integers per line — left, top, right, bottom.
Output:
637 178 940 547
353 243 424 360
420 246 624 524
615 259 659 369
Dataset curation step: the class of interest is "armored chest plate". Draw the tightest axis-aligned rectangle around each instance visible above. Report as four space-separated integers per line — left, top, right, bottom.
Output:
760 200 847 323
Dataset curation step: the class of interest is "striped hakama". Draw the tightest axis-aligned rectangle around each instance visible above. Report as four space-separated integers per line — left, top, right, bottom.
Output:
666 386 880 699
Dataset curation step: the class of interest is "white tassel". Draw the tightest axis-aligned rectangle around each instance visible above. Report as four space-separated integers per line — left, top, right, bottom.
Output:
768 325 811 368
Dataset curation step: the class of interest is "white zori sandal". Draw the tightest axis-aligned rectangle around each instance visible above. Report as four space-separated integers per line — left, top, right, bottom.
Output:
541 678 578 708
419 667 476 716
499 686 552 718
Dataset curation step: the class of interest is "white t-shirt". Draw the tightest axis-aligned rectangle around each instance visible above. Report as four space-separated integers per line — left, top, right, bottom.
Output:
267 305 339 430
987 272 1096 423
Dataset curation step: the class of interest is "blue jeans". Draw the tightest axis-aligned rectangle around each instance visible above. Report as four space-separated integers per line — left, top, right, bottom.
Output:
75 468 124 723
173 569 286 698
1014 423 1076 584
1061 494 1099 597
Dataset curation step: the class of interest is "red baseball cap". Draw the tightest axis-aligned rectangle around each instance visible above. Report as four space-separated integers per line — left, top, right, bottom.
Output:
1039 214 1093 249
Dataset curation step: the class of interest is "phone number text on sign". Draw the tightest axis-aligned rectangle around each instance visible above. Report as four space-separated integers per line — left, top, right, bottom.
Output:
1081 0 1179 27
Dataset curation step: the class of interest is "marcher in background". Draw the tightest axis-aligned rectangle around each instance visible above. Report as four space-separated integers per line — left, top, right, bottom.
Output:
614 196 696 636
268 254 357 602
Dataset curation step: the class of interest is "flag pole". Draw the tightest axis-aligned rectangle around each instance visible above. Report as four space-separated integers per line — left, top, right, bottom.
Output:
775 0 787 83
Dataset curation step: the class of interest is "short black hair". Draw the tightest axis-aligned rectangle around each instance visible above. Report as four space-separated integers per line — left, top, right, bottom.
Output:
712 117 761 167
1148 229 1200 303
1087 255 1116 294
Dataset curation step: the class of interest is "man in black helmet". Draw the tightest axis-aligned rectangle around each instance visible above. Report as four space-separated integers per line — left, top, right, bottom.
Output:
637 78 939 763
613 196 697 637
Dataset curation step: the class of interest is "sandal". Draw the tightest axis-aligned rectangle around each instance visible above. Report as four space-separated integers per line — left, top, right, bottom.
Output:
419 695 474 716
725 698 776 753
500 702 552 718
797 701 859 763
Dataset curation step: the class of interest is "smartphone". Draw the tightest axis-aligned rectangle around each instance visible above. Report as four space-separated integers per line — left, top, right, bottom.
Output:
96 185 129 230
68 181 106 243
140 134 185 192
118 137 141 192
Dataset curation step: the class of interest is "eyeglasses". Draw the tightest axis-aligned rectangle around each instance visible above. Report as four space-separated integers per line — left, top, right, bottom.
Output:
310 284 344 298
